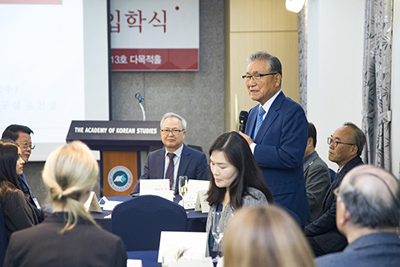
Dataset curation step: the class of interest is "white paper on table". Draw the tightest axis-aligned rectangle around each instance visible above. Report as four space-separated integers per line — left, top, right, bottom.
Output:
158 231 208 263
187 180 210 194
140 190 174 202
195 190 210 213
102 201 123 211
162 257 213 267
140 179 170 192
127 259 143 267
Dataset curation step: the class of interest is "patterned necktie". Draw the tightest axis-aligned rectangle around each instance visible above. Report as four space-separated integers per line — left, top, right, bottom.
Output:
166 153 176 190
253 106 266 139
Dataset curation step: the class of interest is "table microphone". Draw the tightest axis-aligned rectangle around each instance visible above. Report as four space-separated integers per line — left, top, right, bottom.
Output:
238 111 248 132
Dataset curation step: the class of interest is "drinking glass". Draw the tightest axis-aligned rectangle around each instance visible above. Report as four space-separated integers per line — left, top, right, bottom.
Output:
211 211 223 262
178 176 188 197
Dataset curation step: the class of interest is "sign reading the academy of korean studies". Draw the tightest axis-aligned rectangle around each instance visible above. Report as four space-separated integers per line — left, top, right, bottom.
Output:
110 0 199 71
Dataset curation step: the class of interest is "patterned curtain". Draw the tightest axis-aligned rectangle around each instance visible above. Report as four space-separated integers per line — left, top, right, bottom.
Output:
362 0 393 171
298 0 308 113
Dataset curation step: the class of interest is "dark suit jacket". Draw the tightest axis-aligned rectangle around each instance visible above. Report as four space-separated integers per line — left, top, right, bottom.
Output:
4 212 127 267
244 91 310 226
315 232 400 267
303 151 331 221
1 189 39 240
305 156 364 254
132 144 209 194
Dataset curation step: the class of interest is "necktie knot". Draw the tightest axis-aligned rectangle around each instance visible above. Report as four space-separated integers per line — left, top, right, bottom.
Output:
168 153 175 160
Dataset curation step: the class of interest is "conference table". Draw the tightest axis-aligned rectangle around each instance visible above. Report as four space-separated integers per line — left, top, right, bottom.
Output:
91 195 208 233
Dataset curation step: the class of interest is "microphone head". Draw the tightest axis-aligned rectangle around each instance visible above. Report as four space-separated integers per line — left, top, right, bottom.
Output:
239 111 248 121
238 111 248 132
135 93 144 102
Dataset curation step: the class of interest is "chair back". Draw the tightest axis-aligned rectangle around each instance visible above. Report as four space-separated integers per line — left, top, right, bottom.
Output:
0 203 8 267
329 168 336 182
112 195 187 251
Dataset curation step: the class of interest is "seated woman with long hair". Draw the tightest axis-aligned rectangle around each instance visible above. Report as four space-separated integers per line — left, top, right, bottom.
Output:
223 205 316 267
206 131 273 253
4 141 127 267
0 140 39 240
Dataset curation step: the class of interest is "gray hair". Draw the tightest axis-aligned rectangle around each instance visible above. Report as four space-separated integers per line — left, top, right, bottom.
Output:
160 112 187 130
343 122 366 156
247 51 282 76
340 165 400 229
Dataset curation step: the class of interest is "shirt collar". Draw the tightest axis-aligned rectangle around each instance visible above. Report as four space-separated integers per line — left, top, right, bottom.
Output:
260 90 281 114
165 144 183 158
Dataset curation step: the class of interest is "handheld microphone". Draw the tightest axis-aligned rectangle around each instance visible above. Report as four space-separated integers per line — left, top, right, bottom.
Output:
238 111 248 132
135 93 144 103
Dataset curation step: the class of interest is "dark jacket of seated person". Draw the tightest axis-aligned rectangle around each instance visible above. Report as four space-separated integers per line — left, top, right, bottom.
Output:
4 212 127 267
0 141 40 240
4 141 127 267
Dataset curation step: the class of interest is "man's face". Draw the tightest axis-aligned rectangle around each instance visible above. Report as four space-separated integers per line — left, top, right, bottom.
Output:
16 132 32 163
328 126 357 168
161 117 186 152
245 59 281 105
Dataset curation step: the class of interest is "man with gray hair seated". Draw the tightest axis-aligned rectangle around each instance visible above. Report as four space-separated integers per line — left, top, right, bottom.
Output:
316 165 400 267
132 112 209 195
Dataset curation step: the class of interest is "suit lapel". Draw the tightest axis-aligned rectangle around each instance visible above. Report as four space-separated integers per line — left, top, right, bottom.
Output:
177 145 191 177
245 106 258 137
254 92 284 143
155 148 166 179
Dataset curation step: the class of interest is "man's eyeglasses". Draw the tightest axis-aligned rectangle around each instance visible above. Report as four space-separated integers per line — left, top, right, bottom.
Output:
327 137 355 148
161 129 185 135
241 73 277 82
18 142 35 150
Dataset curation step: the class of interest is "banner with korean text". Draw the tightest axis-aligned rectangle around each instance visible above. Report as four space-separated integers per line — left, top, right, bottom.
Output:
110 0 199 71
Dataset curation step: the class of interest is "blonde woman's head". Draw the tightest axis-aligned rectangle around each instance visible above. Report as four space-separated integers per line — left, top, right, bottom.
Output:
223 205 316 267
42 141 99 231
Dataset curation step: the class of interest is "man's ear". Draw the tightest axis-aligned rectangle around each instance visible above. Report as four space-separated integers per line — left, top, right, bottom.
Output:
337 201 351 226
275 73 282 87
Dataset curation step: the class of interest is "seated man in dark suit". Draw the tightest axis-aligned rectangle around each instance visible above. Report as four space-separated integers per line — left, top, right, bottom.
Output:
1 125 38 208
305 122 366 256
303 122 331 221
316 165 400 267
132 112 209 195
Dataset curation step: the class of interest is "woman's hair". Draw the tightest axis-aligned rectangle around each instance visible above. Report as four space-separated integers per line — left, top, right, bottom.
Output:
206 131 272 209
0 140 22 201
42 141 99 232
223 205 316 267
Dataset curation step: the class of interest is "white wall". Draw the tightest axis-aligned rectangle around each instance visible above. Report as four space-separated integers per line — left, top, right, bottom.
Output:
392 0 400 177
307 0 365 171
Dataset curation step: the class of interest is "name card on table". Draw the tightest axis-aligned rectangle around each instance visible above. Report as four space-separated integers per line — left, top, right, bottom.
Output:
181 180 210 210
127 259 143 267
140 179 174 201
195 190 210 213
84 191 102 213
158 231 208 263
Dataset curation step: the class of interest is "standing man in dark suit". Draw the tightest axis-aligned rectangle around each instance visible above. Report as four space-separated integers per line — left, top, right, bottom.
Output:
316 165 400 267
303 122 331 221
132 112 209 195
239 51 310 227
305 122 366 256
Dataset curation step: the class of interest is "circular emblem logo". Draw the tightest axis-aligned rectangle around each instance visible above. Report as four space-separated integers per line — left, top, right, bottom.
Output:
108 166 133 192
